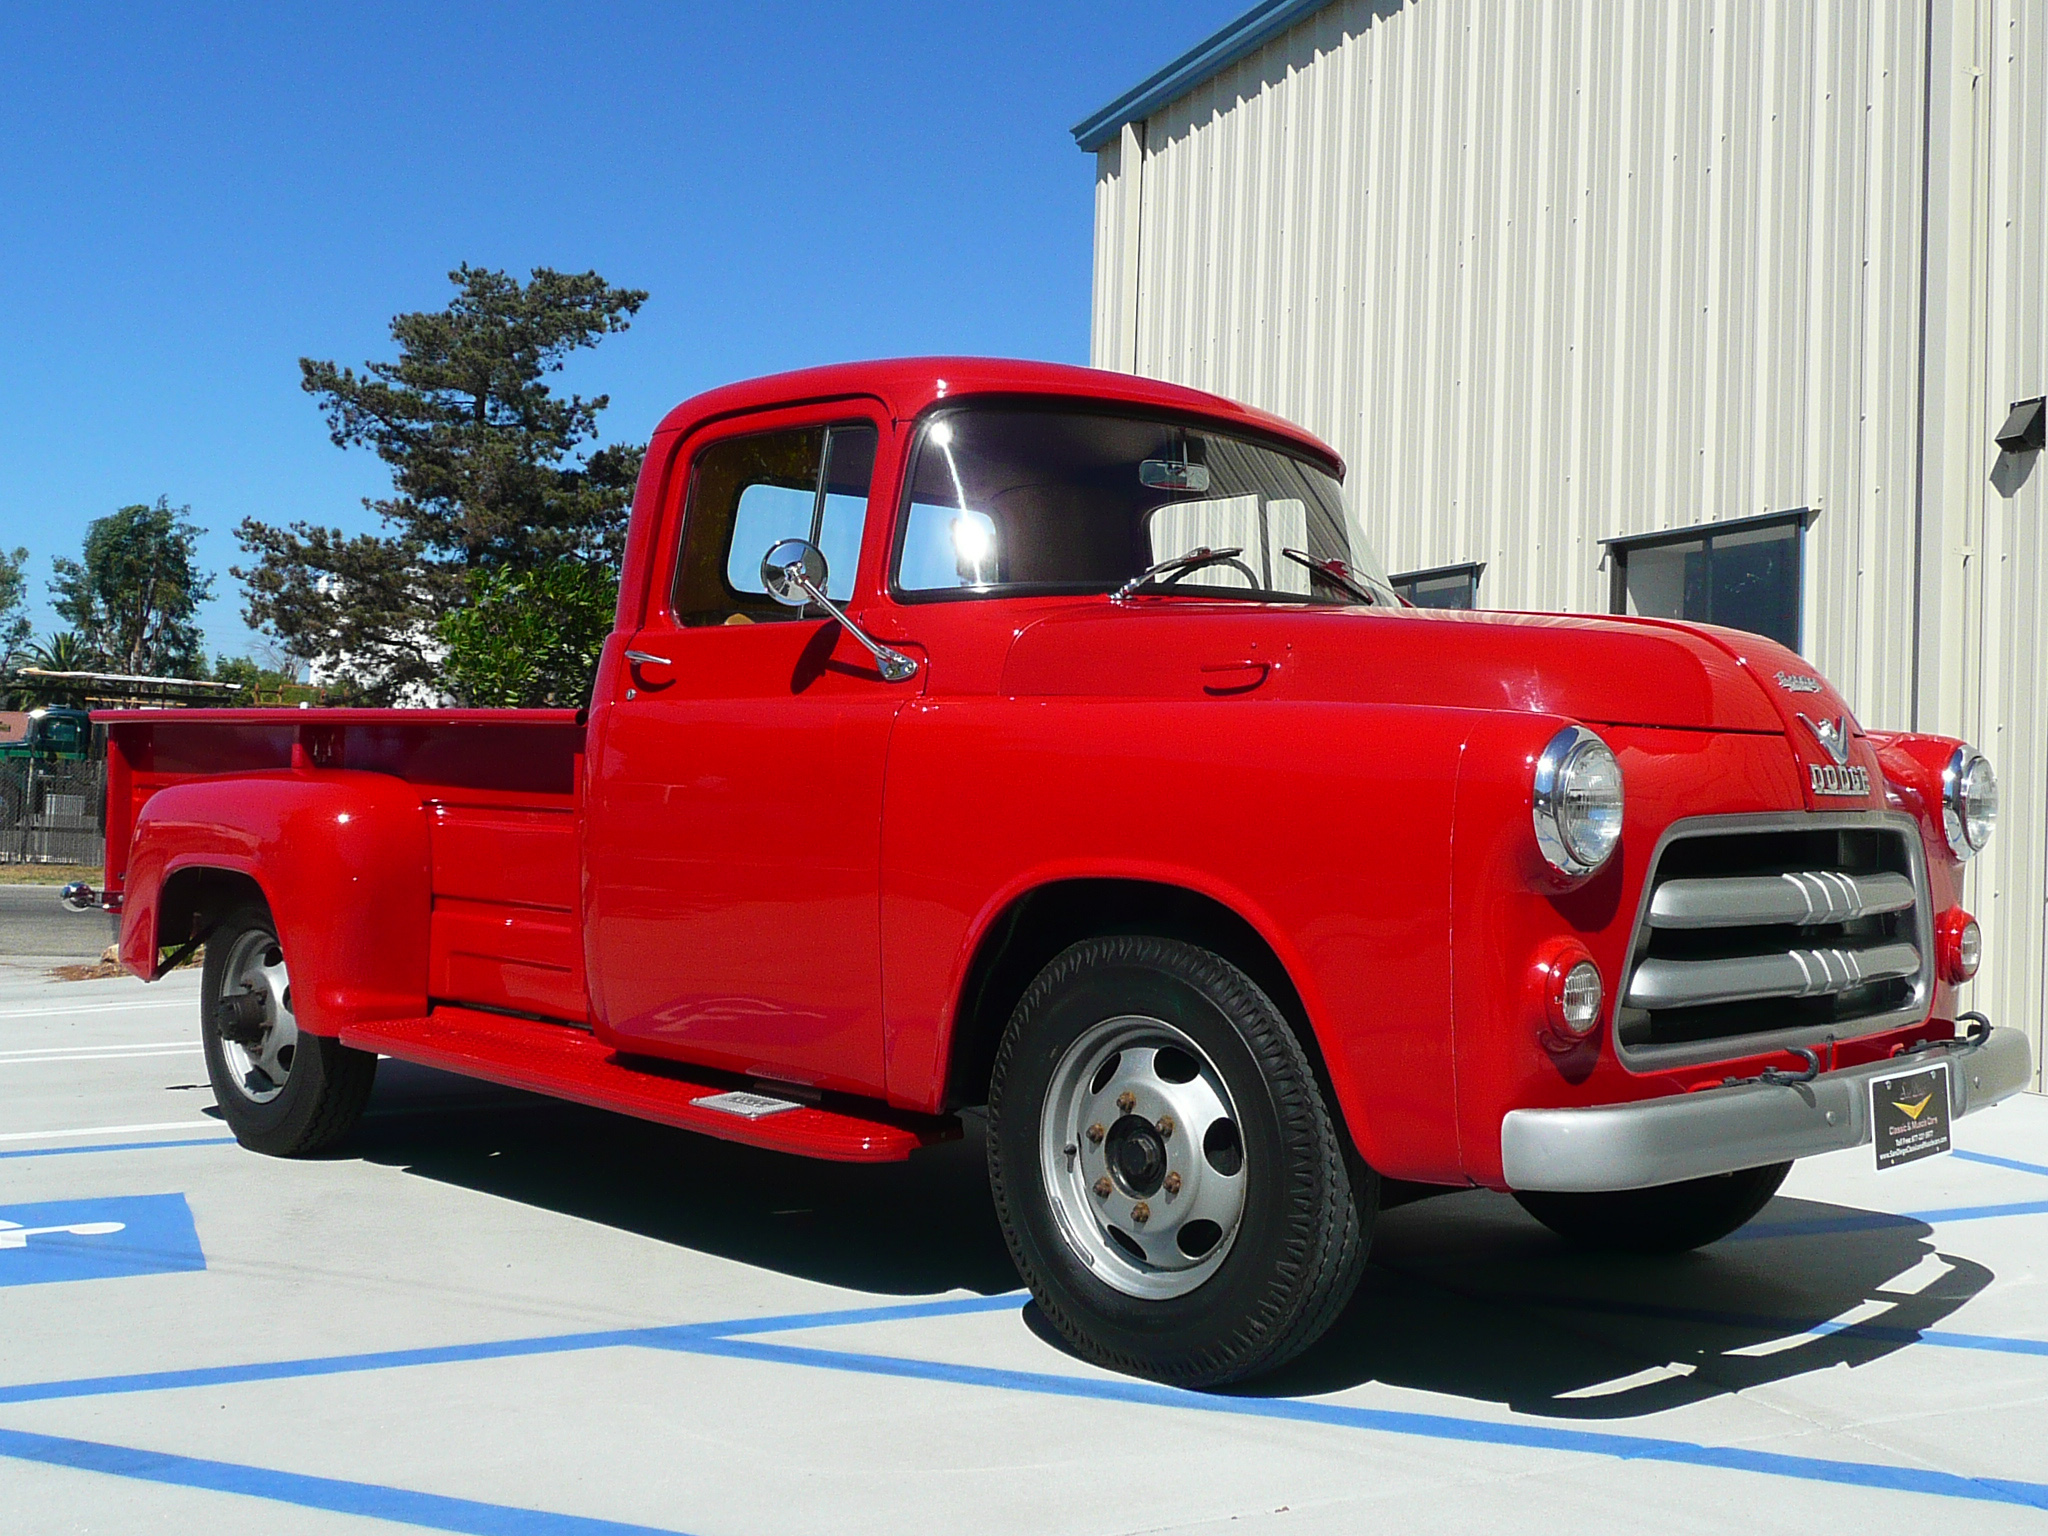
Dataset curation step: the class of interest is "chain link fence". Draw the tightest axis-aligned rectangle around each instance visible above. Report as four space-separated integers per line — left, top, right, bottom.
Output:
0 759 107 867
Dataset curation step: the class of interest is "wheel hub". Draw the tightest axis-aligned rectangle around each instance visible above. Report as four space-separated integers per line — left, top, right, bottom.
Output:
215 930 298 1106
1040 1015 1249 1300
1105 1114 1168 1196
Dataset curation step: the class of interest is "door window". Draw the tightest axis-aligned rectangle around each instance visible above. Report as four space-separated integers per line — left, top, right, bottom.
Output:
673 423 877 626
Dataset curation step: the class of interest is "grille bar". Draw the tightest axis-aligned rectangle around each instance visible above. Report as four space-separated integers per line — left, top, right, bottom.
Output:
1615 811 1933 1069
1648 870 1917 930
1626 940 1923 1010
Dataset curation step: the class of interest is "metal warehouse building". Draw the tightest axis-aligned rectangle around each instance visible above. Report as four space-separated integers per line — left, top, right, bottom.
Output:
1079 0 2047 1086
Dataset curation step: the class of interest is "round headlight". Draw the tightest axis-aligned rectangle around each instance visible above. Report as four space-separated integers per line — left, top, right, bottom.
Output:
1942 745 1998 859
1533 726 1624 877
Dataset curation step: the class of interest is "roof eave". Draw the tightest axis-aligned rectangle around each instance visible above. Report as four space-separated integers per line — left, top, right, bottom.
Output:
1071 0 1340 152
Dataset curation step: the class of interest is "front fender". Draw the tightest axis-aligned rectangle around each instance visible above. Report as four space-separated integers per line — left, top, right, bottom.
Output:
121 770 431 1035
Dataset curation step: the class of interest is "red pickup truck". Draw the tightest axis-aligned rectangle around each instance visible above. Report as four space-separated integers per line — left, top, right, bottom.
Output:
78 358 2027 1385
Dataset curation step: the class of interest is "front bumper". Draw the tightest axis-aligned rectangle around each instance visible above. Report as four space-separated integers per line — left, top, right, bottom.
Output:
1500 1025 2033 1192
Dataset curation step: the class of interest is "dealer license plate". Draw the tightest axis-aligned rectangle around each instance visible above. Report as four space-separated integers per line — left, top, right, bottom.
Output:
1871 1061 1952 1170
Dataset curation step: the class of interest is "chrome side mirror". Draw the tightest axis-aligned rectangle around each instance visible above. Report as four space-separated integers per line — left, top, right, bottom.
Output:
756 539 919 684
761 538 829 607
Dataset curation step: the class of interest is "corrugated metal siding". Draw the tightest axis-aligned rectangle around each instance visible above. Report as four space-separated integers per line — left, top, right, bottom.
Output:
1958 0 2047 1082
1091 0 2046 1081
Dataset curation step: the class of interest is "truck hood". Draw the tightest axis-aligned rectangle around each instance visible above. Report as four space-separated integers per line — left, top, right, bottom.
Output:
1000 603 1829 734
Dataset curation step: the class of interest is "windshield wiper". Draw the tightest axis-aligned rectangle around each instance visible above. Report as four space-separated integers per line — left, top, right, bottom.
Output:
1280 548 1379 605
1112 546 1248 603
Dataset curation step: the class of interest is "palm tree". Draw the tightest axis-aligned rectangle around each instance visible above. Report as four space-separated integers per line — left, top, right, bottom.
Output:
5 632 104 708
28 632 103 672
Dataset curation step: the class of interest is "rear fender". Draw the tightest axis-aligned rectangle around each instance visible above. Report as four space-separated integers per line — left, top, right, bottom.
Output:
120 770 430 1034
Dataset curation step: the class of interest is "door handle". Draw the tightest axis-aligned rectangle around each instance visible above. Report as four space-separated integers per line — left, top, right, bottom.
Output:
1199 658 1273 695
624 649 672 668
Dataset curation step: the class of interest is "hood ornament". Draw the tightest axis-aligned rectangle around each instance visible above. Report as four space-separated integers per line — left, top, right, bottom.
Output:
1797 712 1868 796
1798 713 1852 766
1775 670 1823 693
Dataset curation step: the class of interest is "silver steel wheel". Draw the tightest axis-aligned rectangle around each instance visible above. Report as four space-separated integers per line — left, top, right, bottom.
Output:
216 927 298 1106
1039 1015 1248 1300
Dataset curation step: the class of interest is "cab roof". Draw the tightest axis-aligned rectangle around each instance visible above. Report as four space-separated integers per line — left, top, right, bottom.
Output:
650 357 1344 477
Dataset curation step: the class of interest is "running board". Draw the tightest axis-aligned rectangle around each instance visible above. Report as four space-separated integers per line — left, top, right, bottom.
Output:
337 1007 958 1163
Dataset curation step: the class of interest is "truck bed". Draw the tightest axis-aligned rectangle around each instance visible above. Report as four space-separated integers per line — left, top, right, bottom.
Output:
98 708 590 1023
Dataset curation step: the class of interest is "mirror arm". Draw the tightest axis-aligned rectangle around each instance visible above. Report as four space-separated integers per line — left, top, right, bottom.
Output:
788 573 920 683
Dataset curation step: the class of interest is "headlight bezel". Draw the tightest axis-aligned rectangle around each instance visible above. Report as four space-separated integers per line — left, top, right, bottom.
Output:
1532 725 1625 878
1941 744 1997 860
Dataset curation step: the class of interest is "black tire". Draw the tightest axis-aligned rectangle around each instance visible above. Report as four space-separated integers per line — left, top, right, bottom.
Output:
200 904 377 1156
986 936 1372 1387
1514 1161 1791 1254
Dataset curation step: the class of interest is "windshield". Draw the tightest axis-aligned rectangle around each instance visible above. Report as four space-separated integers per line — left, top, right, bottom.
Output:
893 406 1396 605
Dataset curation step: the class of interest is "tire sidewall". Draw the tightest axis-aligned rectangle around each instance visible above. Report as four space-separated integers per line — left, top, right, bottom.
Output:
989 938 1343 1375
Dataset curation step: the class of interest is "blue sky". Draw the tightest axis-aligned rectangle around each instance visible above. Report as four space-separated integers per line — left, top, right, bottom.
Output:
0 1 1244 660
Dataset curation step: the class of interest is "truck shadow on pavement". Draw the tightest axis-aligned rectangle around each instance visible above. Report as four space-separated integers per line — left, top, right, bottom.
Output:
347 1061 1022 1298
349 1061 1990 1417
1238 1187 1991 1416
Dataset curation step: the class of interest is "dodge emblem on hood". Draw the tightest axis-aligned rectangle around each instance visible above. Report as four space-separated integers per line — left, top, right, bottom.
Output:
1798 712 1870 796
1775 670 1823 693
1798 713 1852 766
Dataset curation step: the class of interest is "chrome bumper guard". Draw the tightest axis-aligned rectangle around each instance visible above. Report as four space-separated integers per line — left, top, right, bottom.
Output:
1500 1025 2033 1193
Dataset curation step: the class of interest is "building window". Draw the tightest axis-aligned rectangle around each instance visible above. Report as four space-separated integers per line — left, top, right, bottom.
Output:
1603 510 1813 651
1391 561 1485 610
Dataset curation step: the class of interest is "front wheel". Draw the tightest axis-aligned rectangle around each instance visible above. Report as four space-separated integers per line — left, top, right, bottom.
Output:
200 905 377 1156
1513 1162 1792 1254
987 936 1371 1387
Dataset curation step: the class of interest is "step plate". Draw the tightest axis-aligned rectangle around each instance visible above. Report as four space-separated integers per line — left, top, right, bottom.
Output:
338 1009 956 1163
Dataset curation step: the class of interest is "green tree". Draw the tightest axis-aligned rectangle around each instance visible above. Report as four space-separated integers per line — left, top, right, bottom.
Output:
210 652 321 706
5 632 103 707
235 265 646 704
437 559 616 707
49 499 213 675
28 631 103 672
0 548 34 708
0 545 29 664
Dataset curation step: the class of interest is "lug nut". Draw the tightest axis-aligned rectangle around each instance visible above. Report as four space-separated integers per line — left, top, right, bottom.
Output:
1131 1201 1151 1223
1086 1122 1106 1144
1093 1176 1113 1198
1164 1171 1182 1195
1156 1114 1175 1138
1116 1091 1137 1114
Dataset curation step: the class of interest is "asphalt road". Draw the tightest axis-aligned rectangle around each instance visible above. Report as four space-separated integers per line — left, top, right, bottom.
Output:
0 885 120 958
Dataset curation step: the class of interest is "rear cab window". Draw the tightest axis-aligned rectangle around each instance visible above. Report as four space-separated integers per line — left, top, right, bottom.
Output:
673 423 878 626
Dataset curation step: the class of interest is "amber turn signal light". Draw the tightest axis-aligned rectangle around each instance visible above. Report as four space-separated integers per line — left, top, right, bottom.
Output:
1936 908 1981 985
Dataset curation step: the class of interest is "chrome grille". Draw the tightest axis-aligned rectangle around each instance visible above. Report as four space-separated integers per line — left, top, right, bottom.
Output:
1615 813 1932 1069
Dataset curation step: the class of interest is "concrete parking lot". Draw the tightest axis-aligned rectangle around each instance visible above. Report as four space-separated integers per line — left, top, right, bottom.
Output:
1 910 2045 1534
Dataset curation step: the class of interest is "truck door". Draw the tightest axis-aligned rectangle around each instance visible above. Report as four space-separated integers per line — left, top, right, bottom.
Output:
585 407 911 1096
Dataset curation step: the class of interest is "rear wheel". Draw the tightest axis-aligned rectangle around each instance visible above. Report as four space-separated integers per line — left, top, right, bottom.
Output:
987 936 1371 1386
200 905 377 1156
1514 1162 1791 1254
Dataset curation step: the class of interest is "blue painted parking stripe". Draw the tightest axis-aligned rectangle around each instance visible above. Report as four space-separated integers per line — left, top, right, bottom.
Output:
1905 1198 2048 1224
0 1425 689 1535
0 1326 675 1406
0 1137 233 1161
0 1293 1022 1406
658 1333 2048 1511
1735 1195 2048 1240
1952 1149 2048 1179
7 1286 2047 1509
703 1292 1025 1336
1510 1293 2048 1358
